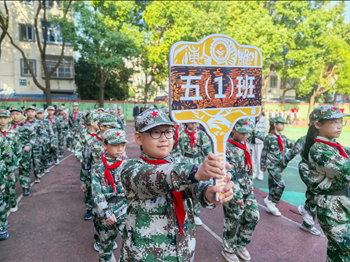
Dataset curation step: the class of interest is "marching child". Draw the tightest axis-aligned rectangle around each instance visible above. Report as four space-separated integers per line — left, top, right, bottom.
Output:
26 106 47 183
261 116 293 216
222 119 259 262
0 109 21 212
176 121 212 225
300 105 350 261
120 108 234 262
91 129 129 262
117 106 126 130
67 102 83 152
46 106 59 165
9 107 35 196
56 106 70 158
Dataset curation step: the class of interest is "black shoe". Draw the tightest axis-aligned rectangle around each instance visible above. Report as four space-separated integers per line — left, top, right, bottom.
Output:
0 231 9 241
23 188 30 196
83 211 92 220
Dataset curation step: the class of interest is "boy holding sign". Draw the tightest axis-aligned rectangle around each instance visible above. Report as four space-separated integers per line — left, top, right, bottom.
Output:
120 108 234 262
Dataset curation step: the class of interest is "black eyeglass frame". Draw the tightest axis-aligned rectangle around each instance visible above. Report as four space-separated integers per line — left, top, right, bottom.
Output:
141 129 174 139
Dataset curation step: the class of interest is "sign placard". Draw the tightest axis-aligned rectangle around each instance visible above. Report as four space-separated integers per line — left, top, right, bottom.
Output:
169 34 262 200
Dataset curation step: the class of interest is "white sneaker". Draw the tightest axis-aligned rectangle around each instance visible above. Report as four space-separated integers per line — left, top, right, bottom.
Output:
221 250 239 262
93 242 100 252
35 178 41 183
59 155 63 159
264 197 281 216
113 242 118 250
54 159 59 165
44 169 50 173
298 205 315 226
237 247 251 261
300 224 321 236
67 148 71 152
256 174 264 180
10 204 18 213
194 217 203 226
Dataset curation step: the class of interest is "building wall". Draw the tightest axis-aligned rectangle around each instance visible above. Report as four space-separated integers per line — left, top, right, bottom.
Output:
262 71 296 100
0 1 76 95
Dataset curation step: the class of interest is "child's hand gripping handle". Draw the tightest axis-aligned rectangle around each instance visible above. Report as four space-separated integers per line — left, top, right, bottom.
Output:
214 153 227 202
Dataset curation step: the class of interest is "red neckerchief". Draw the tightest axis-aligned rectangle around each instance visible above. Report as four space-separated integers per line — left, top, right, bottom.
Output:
101 153 124 194
95 134 103 141
185 128 198 152
48 117 53 124
61 114 68 122
86 129 96 137
0 127 11 137
13 120 27 129
314 139 349 159
82 123 88 128
270 131 283 153
140 156 186 236
118 113 122 118
28 119 34 124
174 124 180 148
73 111 79 122
228 139 253 174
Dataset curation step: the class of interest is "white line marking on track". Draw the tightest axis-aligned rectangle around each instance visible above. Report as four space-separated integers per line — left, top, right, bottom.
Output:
7 154 74 217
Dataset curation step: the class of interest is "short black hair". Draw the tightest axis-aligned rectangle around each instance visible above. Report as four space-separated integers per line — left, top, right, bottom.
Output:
32 104 36 107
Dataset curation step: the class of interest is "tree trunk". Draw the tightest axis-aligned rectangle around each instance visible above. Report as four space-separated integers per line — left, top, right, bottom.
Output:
332 91 338 105
309 91 316 115
99 86 104 107
281 80 287 111
45 78 52 105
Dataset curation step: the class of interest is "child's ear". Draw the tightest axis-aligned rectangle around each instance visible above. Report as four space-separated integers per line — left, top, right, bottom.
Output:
135 132 143 146
102 142 108 150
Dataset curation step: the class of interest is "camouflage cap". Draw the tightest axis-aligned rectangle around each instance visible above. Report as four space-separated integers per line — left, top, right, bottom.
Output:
0 109 10 117
142 104 149 109
102 128 128 145
36 108 44 113
309 105 350 125
99 113 119 127
270 116 288 125
86 112 99 123
234 118 253 133
9 106 23 114
98 108 105 112
136 108 173 132
117 106 122 110
26 105 37 112
58 106 65 111
47 106 55 111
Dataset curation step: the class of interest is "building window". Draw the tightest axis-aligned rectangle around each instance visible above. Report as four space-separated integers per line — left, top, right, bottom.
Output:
41 0 54 8
41 21 68 43
19 24 34 42
43 56 73 79
20 59 36 77
20 0 34 4
270 76 278 88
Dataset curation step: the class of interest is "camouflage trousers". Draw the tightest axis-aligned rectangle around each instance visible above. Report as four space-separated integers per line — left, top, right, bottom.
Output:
32 145 44 179
302 187 318 228
0 185 8 233
317 196 350 262
267 167 285 204
19 150 32 190
222 195 259 254
84 174 93 212
48 142 58 162
193 200 201 217
96 216 126 262
58 129 69 156
66 128 77 150
42 143 51 170
5 176 17 208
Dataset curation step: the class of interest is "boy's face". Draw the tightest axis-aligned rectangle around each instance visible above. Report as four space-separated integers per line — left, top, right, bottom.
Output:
275 123 285 132
103 142 126 159
90 120 99 130
27 109 36 119
48 110 55 116
118 109 122 113
100 125 112 134
36 113 44 120
232 129 249 141
59 110 65 115
11 111 23 122
0 116 10 126
73 106 79 111
186 122 198 131
135 125 174 159
98 110 104 115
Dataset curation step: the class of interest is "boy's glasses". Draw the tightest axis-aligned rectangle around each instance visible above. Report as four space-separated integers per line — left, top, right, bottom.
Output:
332 120 347 127
142 129 174 139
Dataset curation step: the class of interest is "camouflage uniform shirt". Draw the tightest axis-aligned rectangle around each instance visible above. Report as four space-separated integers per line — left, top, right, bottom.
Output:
281 135 306 170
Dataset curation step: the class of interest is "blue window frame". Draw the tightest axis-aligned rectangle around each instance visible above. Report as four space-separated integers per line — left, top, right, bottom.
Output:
20 59 37 77
41 21 68 43
19 24 35 42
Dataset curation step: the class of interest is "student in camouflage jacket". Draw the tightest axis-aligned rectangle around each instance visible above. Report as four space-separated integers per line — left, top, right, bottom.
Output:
9 107 36 195
261 116 293 208
120 108 234 262
56 106 70 157
46 106 59 164
0 109 21 211
26 106 47 181
176 122 212 222
299 105 350 262
91 129 128 262
117 106 126 130
222 119 259 262
67 102 83 151
0 133 15 240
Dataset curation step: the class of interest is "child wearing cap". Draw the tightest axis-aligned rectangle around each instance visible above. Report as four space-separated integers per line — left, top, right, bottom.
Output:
91 129 128 262
36 108 54 174
120 108 234 262
261 116 293 216
176 122 212 225
0 109 21 213
117 106 126 130
46 106 60 165
0 133 15 241
26 106 47 183
98 108 105 116
221 118 259 262
299 105 350 261
67 102 83 152
9 107 36 196
56 106 70 158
